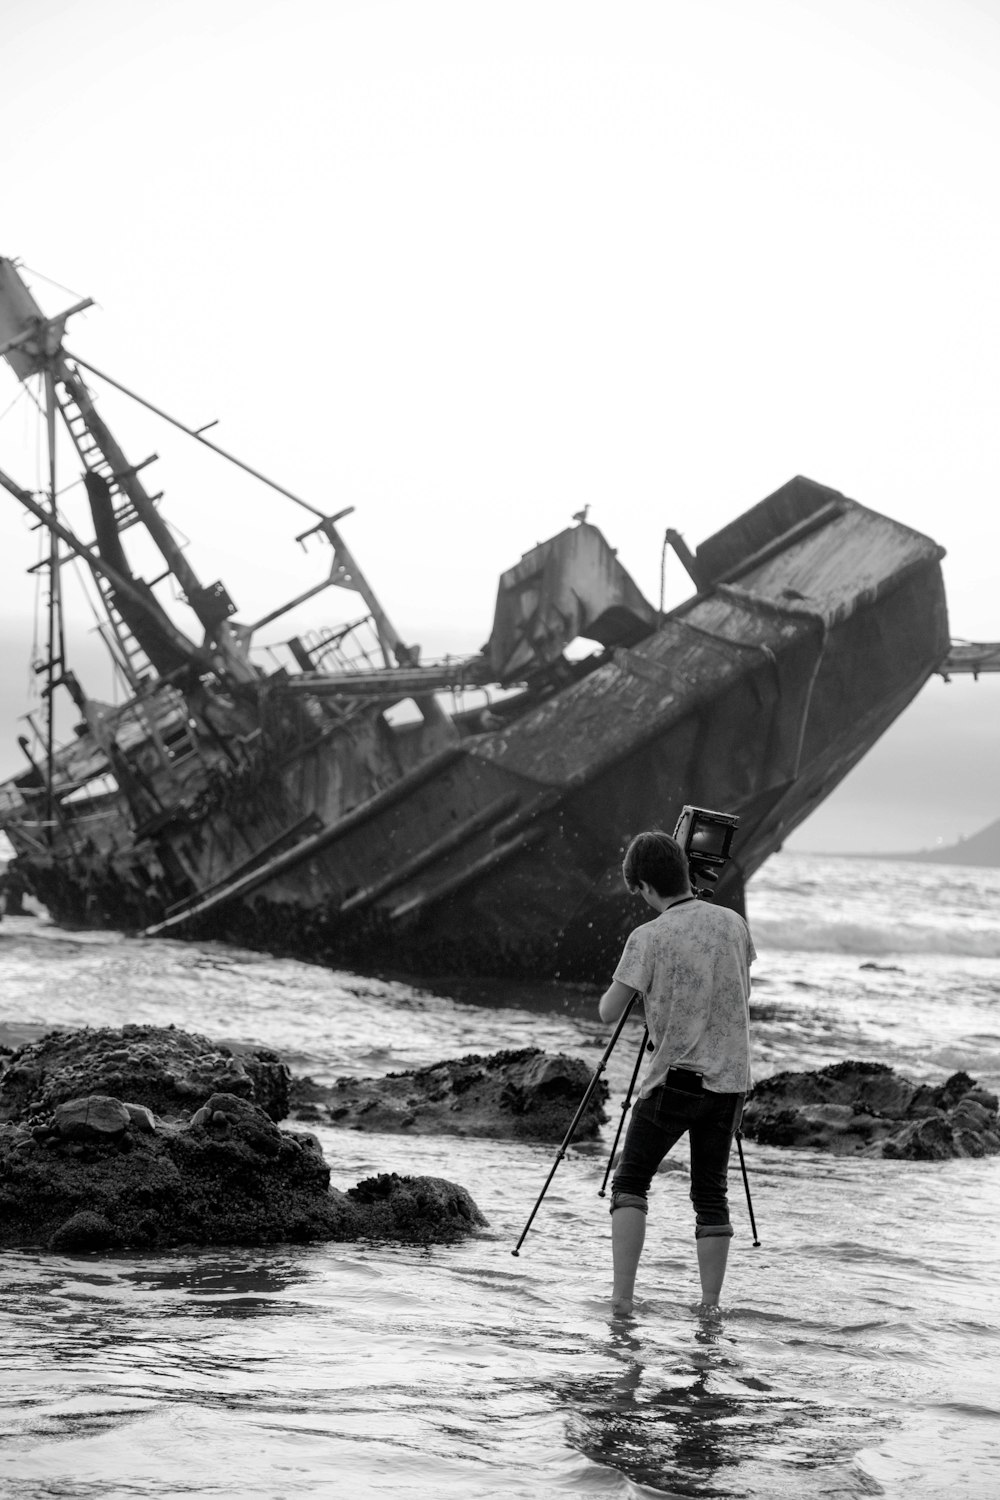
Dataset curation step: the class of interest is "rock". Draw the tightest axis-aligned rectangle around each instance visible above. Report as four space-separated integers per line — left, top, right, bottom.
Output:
964 1086 1000 1112
0 1026 488 1253
290 1047 608 1141
342 1173 487 1242
53 1096 131 1142
0 1024 290 1124
741 1060 1000 1159
123 1102 157 1133
49 1210 118 1253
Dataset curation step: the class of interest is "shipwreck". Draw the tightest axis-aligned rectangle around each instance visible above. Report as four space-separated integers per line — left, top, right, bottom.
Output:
0 256 968 978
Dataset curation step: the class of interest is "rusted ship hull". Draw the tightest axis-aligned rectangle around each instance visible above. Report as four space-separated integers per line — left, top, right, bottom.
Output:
159 479 950 979
0 261 950 979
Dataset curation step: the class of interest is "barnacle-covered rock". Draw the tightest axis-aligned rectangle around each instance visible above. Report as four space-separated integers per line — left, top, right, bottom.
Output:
290 1046 607 1141
341 1172 487 1242
741 1061 1000 1159
0 1023 289 1123
0 1026 487 1252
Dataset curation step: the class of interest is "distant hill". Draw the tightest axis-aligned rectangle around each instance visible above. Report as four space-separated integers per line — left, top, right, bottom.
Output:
882 816 1000 867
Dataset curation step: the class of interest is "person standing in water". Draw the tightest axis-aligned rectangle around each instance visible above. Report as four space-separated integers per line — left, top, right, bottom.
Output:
599 830 755 1315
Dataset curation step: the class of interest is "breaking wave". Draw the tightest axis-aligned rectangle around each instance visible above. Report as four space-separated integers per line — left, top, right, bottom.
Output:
751 916 1000 959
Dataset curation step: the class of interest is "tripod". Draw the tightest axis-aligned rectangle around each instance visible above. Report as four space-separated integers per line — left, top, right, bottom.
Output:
511 996 761 1254
511 993 638 1256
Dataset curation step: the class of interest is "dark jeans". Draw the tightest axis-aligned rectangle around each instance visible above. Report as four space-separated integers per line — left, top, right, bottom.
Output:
611 1081 745 1239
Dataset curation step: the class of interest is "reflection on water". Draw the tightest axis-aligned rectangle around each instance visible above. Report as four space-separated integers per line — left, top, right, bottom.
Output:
560 1317 886 1497
126 1255 312 1301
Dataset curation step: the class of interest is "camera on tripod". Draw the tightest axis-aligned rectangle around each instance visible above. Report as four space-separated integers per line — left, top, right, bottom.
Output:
673 805 739 898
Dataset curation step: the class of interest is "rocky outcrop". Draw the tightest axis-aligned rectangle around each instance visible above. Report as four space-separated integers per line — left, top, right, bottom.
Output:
0 1023 290 1124
741 1060 1000 1160
290 1047 608 1141
0 1027 486 1252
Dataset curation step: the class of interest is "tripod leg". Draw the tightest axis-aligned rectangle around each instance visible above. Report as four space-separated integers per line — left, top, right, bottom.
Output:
512 993 637 1256
735 1129 761 1247
599 1026 648 1198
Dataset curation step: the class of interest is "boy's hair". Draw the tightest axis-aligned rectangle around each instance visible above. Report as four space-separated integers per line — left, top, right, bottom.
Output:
622 830 691 898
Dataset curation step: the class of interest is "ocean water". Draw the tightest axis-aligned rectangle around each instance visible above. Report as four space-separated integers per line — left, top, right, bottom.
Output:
1 852 999 1499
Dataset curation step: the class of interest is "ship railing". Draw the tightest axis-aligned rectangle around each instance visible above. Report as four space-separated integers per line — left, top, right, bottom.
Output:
305 615 386 674
937 640 1000 678
278 653 495 700
0 804 115 859
257 613 391 679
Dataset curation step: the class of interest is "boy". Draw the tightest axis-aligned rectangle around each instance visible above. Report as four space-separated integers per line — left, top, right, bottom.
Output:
599 829 754 1314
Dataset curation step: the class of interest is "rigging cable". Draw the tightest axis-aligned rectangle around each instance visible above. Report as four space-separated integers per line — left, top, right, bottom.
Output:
70 552 132 704
17 263 91 305
15 375 48 422
0 383 29 430
27 485 44 754
65 350 326 519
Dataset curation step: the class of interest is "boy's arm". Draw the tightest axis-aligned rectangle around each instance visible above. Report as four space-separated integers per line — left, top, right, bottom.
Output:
599 979 638 1023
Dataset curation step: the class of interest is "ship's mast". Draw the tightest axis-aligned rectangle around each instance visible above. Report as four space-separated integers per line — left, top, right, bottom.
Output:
43 367 61 833
0 257 254 685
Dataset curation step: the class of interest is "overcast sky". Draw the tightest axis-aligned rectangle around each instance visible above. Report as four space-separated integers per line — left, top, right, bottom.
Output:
1 0 998 854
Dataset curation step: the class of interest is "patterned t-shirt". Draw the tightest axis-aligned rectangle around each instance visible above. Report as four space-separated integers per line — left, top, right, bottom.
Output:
613 898 755 1097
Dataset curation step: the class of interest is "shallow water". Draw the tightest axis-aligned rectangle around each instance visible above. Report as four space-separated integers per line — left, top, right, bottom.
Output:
1 854 999 1497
